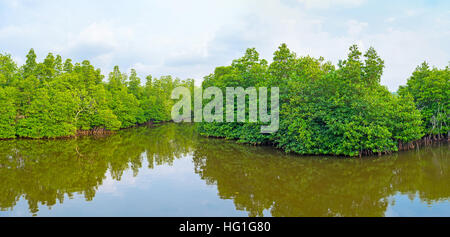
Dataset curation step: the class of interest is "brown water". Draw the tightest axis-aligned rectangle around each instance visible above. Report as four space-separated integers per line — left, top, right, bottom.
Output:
0 123 448 217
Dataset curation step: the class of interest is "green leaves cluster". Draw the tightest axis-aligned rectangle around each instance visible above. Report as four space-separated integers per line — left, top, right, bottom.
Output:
0 49 192 139
398 62 449 137
198 44 429 156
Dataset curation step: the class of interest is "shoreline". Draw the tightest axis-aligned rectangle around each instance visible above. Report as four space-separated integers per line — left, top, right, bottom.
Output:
200 129 449 158
0 120 173 141
1 122 447 158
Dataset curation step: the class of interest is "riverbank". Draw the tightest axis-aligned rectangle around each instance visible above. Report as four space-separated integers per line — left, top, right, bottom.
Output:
200 127 448 157
1 123 448 216
0 120 172 141
1 120 447 158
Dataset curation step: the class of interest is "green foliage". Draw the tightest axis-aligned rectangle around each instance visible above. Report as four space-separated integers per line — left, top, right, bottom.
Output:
140 75 194 123
0 46 445 157
0 49 186 139
199 44 427 156
198 48 270 145
398 62 449 136
0 87 17 138
0 54 18 138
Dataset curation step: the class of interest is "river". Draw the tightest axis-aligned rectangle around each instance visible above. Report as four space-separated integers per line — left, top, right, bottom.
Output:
0 123 448 217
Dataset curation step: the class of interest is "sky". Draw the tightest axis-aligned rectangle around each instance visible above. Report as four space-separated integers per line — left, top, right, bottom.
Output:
0 0 448 91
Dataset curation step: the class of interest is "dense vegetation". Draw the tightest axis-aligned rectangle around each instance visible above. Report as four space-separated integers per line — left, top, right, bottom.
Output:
0 49 193 139
398 62 449 138
198 44 448 156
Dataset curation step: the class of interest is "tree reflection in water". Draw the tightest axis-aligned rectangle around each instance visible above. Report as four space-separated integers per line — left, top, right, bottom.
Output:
193 139 449 216
0 124 196 214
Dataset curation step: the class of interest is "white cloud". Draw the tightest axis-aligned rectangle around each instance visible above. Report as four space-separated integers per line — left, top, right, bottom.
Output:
405 9 419 17
68 22 123 49
362 28 449 90
4 0 21 8
297 0 366 9
58 21 135 67
385 17 396 23
347 20 369 36
0 25 24 37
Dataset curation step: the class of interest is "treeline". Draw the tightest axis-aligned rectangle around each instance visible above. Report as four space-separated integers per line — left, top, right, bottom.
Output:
0 46 448 156
0 49 193 139
198 44 449 156
398 62 449 139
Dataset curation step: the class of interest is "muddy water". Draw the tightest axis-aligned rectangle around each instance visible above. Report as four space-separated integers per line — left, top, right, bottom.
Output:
0 124 448 216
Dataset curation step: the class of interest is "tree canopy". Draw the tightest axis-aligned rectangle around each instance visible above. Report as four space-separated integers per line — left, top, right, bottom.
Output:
398 62 449 137
198 44 443 156
0 45 447 157
0 49 192 139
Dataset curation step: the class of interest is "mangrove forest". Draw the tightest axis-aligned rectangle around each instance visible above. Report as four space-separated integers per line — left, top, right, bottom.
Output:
0 44 448 157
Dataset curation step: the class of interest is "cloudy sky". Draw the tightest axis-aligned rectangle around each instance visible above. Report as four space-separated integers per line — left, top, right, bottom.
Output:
0 0 448 91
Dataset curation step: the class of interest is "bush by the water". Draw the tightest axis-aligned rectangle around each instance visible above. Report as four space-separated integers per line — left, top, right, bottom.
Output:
198 44 449 156
0 49 193 139
0 45 447 157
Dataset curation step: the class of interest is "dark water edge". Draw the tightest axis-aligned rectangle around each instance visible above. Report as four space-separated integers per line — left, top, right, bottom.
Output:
0 123 448 217
3 120 446 158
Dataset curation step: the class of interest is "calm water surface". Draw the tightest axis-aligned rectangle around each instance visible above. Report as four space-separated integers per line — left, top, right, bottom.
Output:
0 124 449 217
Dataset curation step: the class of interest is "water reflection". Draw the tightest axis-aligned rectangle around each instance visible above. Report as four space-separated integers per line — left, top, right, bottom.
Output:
193 139 449 216
0 124 448 216
0 124 196 215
